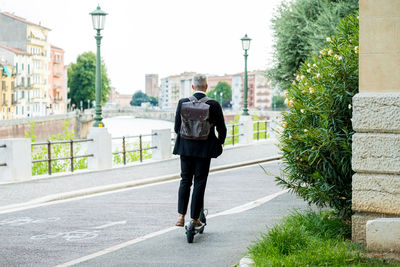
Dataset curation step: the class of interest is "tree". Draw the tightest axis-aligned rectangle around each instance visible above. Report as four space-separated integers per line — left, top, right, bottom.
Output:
130 91 148 106
277 14 359 219
272 95 287 109
148 96 158 106
206 81 232 106
267 0 358 91
129 91 158 106
67 52 111 109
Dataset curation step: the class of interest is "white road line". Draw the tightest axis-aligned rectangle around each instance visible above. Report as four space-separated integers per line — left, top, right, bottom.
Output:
55 189 288 267
0 160 280 215
92 221 127 229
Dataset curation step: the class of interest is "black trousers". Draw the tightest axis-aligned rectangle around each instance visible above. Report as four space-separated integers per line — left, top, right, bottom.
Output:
178 155 211 220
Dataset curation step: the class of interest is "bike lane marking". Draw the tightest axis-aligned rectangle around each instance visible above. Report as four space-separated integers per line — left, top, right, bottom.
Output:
55 189 289 267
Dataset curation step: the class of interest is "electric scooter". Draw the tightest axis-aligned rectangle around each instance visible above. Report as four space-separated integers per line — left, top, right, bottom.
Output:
185 209 208 243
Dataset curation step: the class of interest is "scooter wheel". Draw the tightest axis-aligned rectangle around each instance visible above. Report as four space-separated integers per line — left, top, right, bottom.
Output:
186 231 194 243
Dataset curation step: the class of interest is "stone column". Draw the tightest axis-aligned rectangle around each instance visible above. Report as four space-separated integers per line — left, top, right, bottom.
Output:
352 0 400 248
0 138 32 182
239 115 253 145
151 129 171 160
87 127 112 171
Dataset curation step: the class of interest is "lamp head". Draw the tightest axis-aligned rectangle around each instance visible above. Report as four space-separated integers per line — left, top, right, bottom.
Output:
241 34 251 51
90 5 108 30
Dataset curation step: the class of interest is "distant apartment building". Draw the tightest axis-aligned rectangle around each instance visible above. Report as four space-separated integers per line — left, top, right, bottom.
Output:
231 71 271 111
0 12 52 117
159 72 196 110
145 74 159 98
0 62 16 120
0 44 32 118
107 87 132 108
49 45 67 114
232 74 242 111
207 74 233 91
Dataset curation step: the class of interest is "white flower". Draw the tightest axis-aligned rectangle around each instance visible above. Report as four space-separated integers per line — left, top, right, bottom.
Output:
307 68 312 73
300 109 305 113
354 46 359 54
313 64 317 67
292 81 296 85
284 91 289 97
316 73 321 79
328 50 334 56
309 87 315 93
307 63 311 67
334 54 343 60
304 129 308 133
320 50 326 56
301 90 306 94
348 104 352 109
326 37 332 42
296 75 301 81
300 75 305 80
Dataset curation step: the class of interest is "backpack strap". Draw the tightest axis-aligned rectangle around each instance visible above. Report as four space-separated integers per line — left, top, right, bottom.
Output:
199 96 210 103
188 96 197 102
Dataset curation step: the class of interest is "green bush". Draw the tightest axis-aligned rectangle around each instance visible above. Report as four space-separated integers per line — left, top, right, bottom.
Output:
249 210 399 266
268 0 358 90
277 14 359 218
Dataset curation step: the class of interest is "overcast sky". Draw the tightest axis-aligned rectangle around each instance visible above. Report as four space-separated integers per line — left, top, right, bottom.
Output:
0 0 283 95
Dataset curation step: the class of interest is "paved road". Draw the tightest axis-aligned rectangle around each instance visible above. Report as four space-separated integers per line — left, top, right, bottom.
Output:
0 161 307 267
0 142 279 208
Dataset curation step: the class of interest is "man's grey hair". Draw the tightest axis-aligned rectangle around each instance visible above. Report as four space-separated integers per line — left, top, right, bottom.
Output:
192 74 208 90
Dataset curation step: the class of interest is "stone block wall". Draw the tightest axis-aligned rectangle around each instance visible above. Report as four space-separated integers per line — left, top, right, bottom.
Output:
353 0 400 245
352 94 400 243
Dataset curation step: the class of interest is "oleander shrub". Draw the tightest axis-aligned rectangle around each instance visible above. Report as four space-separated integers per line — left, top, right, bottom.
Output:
277 14 359 219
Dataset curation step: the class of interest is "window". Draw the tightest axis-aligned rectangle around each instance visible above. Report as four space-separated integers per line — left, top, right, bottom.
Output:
22 63 24 71
16 106 18 115
28 64 30 74
22 106 24 115
15 63 18 74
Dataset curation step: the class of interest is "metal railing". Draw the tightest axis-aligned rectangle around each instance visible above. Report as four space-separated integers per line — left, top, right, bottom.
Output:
0 144 6 167
225 123 243 146
253 120 270 140
31 139 94 175
112 133 157 165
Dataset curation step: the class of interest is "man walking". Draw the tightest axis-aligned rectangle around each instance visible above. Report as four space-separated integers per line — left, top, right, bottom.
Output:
173 74 227 227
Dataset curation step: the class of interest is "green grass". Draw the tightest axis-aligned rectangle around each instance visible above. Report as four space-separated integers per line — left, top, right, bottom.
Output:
248 210 400 267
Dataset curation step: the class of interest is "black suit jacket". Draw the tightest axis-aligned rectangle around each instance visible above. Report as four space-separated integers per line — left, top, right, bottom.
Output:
173 92 227 158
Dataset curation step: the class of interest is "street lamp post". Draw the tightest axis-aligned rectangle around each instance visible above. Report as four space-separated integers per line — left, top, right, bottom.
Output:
214 91 217 101
220 92 223 106
241 34 251 116
90 5 107 127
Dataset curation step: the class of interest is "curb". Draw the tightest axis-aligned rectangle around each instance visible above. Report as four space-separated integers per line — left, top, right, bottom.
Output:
0 156 281 214
239 256 255 267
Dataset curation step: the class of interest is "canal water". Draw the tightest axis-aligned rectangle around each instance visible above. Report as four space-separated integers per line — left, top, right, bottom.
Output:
103 116 174 138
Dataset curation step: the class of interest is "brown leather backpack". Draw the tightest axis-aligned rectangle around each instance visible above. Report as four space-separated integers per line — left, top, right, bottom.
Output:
180 96 211 140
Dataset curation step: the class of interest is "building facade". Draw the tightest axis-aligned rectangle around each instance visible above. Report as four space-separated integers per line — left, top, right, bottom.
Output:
207 74 233 91
0 12 51 117
0 62 16 120
231 71 271 111
159 72 195 110
0 44 32 118
49 45 67 114
145 74 159 98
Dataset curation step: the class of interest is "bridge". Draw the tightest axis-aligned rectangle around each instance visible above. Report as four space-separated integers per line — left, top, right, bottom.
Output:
0 107 282 141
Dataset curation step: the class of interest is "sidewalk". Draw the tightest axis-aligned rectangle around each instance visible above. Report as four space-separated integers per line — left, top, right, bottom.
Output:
0 140 280 211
